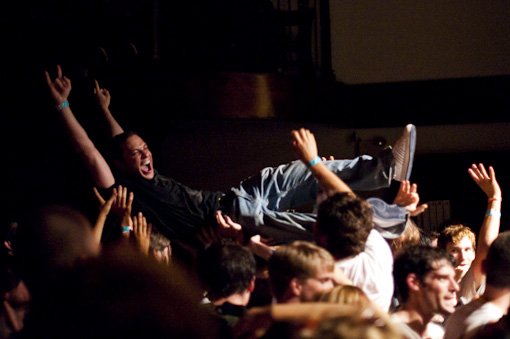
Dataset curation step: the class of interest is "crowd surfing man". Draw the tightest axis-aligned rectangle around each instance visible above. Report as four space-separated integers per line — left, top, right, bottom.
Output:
45 65 415 256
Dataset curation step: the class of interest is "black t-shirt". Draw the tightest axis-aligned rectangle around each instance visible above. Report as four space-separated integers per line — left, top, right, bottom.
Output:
107 169 224 247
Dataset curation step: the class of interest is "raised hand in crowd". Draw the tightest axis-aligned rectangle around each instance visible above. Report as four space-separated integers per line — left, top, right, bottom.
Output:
93 80 124 138
93 79 110 111
133 212 152 256
469 163 502 200
196 212 244 247
216 211 244 244
291 128 353 196
44 65 71 106
93 187 116 246
111 185 134 231
467 163 502 288
392 180 428 216
247 234 278 261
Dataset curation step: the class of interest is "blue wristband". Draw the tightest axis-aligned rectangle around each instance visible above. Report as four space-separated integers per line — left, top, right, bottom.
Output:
485 209 501 218
122 226 133 233
56 100 69 111
307 156 322 169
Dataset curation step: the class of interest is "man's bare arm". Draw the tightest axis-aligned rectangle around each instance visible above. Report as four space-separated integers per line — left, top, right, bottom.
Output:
45 65 115 188
94 80 124 138
291 128 353 196
469 163 501 289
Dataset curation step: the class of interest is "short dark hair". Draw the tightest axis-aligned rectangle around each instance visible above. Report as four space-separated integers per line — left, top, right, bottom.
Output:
316 193 373 259
196 239 256 301
393 245 456 302
485 231 510 288
107 131 139 162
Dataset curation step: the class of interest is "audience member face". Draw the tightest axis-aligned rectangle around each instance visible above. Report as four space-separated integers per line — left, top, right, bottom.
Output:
152 246 171 265
120 135 154 180
298 269 335 302
446 236 475 281
418 261 459 316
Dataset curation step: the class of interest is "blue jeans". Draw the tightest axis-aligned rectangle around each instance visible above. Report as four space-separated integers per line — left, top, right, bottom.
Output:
228 148 407 243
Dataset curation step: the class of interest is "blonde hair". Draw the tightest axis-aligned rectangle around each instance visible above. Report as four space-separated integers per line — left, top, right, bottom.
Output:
303 313 403 339
314 285 370 311
268 241 336 301
438 224 476 251
389 219 421 256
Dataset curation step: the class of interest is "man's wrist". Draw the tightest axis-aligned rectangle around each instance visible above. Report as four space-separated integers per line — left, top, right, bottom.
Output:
306 156 322 169
56 100 69 111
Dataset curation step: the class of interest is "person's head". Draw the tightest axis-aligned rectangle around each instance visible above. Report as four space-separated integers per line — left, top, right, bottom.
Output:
196 239 256 303
437 224 476 281
429 231 440 247
304 313 403 339
268 241 336 303
484 231 510 288
149 230 172 265
13 205 100 297
315 193 373 260
20 245 225 339
110 132 154 180
314 284 370 311
393 245 458 317
389 219 421 256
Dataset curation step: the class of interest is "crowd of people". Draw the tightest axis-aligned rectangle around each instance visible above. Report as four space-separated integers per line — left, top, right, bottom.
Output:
1 66 508 339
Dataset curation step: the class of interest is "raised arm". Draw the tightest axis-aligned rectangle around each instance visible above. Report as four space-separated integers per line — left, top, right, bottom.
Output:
92 187 116 246
45 66 115 189
93 80 124 138
291 128 353 196
469 163 502 289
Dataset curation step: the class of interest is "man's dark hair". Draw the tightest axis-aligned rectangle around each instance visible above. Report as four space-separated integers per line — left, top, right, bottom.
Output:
485 231 510 288
107 131 139 162
393 245 456 302
196 239 256 301
316 193 373 259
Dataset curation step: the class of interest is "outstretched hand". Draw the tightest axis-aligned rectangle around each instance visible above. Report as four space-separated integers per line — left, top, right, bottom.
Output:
393 180 428 216
468 163 501 199
112 185 134 227
94 80 111 111
92 187 116 246
44 65 71 105
133 212 152 255
291 128 318 164
216 211 245 244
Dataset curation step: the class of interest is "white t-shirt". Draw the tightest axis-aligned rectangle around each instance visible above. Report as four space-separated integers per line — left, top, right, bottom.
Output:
444 299 503 339
390 313 445 339
458 266 485 306
335 229 394 311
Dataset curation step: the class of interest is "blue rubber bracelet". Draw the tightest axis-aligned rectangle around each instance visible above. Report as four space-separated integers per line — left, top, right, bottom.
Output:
56 100 69 111
485 209 501 218
122 226 132 233
307 156 322 169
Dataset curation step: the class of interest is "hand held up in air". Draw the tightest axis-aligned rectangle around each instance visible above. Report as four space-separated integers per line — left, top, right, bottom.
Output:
468 163 501 199
44 65 71 106
291 128 319 165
